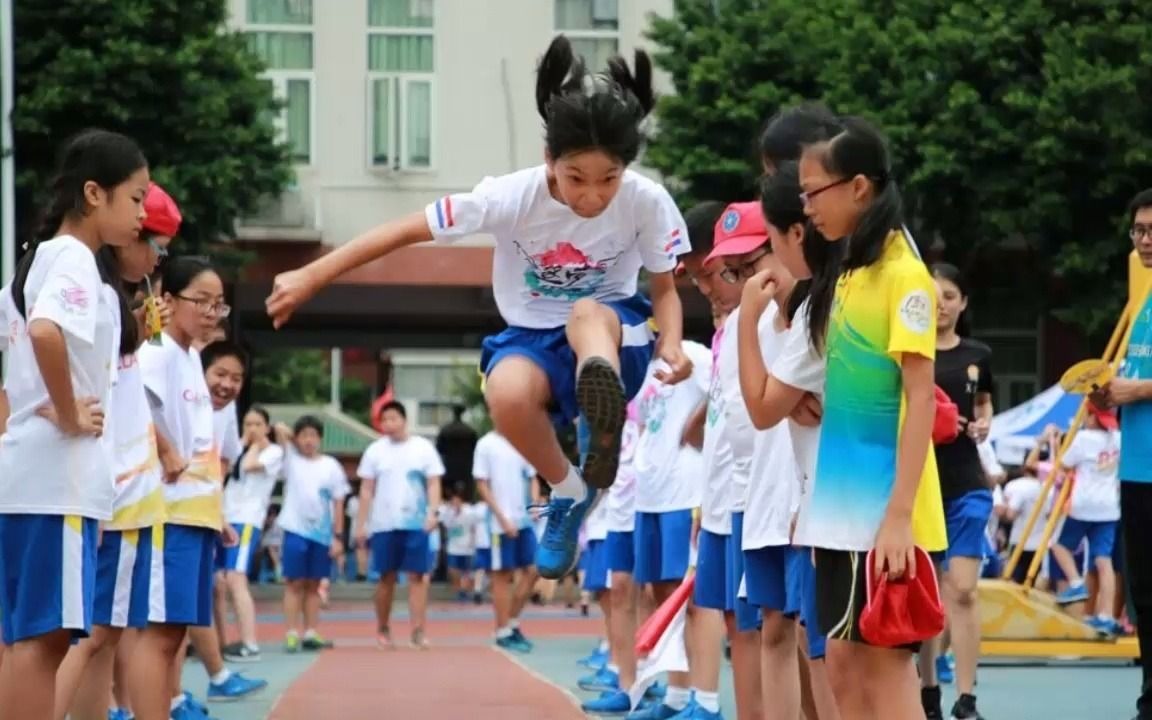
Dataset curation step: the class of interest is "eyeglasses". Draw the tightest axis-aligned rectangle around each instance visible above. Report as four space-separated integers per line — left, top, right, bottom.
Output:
799 177 851 206
719 249 769 284
176 295 231 318
148 238 169 258
1131 225 1152 241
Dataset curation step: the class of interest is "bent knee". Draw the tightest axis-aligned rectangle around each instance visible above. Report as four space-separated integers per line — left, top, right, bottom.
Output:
484 357 550 414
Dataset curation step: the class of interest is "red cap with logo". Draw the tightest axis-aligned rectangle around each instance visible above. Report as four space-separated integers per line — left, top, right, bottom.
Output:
1088 404 1119 431
704 202 768 264
142 182 182 237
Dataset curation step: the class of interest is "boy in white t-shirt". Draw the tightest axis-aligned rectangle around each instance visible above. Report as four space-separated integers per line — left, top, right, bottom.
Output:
439 493 481 601
474 430 540 652
266 36 695 584
356 401 445 650
1052 407 1123 634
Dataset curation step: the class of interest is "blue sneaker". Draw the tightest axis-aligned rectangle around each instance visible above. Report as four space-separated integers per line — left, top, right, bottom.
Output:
582 689 632 715
206 672 268 702
511 628 534 651
936 653 954 684
182 692 208 715
579 646 608 668
533 490 597 579
626 701 685 719
575 357 627 491
670 701 723 719
1056 583 1089 605
171 701 211 720
109 709 134 720
578 665 620 693
1087 616 1122 636
645 681 667 700
496 634 532 654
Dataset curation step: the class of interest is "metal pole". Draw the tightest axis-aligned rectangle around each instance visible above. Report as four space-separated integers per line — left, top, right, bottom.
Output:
330 347 342 410
0 0 15 288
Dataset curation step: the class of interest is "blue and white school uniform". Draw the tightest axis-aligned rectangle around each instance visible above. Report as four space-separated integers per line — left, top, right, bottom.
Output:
582 490 612 592
93 348 168 629
440 503 480 573
0 237 117 642
220 443 284 574
425 167 689 424
277 448 349 580
1056 429 1122 563
604 417 640 574
358 435 445 575
632 343 711 585
473 432 537 572
138 332 223 626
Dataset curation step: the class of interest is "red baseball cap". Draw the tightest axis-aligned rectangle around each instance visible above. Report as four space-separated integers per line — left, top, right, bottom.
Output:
142 182 182 237
704 202 768 264
859 546 946 648
1088 405 1119 431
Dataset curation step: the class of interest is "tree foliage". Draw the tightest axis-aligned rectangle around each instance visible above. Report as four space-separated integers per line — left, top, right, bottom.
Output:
11 0 292 269
645 0 1152 336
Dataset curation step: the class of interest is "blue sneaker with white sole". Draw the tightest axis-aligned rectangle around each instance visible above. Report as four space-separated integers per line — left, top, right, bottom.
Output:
626 701 685 720
207 672 267 702
171 701 211 720
578 665 620 693
1056 583 1089 605
533 490 597 579
582 689 633 715
496 634 532 653
669 701 724 719
579 646 608 668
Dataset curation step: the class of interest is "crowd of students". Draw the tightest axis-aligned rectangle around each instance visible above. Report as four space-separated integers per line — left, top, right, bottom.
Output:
3 30 1152 720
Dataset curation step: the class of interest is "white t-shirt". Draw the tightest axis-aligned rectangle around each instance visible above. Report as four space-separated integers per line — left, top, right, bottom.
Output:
1062 429 1121 522
0 237 118 519
138 332 221 529
472 502 492 550
473 431 536 530
585 491 611 542
605 417 640 533
223 444 285 527
106 352 166 530
346 495 360 525
424 166 689 328
277 447 349 545
633 341 712 513
700 310 743 535
214 403 242 470
357 435 446 533
439 503 479 556
771 299 826 545
1004 476 1052 551
742 303 802 550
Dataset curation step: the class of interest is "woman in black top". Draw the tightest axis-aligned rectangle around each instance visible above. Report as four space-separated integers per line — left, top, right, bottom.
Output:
919 263 994 720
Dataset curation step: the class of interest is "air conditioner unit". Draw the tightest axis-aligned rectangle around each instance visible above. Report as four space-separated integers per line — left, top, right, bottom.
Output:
243 188 311 229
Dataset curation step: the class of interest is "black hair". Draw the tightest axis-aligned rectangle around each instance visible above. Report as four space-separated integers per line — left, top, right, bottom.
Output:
160 255 216 299
380 400 407 419
683 201 727 257
11 130 146 353
200 340 248 373
230 404 273 482
931 262 972 336
1129 188 1152 223
806 116 904 271
536 34 655 166
293 414 324 437
759 162 843 353
759 103 841 171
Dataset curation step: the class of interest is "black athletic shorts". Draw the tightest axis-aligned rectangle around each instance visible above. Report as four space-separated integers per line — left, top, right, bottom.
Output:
813 548 921 651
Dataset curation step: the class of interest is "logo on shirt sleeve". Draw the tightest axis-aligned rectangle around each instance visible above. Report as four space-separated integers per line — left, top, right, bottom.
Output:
898 289 932 334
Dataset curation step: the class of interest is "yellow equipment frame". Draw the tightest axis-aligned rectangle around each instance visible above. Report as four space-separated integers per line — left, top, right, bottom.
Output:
978 250 1152 660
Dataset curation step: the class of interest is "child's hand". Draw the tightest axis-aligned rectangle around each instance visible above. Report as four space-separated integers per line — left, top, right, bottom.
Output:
329 537 344 560
740 269 778 318
654 339 693 385
789 393 823 427
160 446 188 484
220 523 240 548
38 397 104 437
873 514 916 580
266 268 320 329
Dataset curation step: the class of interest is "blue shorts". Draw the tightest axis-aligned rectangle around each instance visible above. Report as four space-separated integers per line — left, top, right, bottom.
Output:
480 294 655 426
791 547 826 660
1058 518 1118 564
283 530 333 581
476 528 537 572
633 510 692 584
729 513 761 632
938 489 994 569
693 529 730 611
371 530 431 576
582 540 610 592
447 554 474 573
216 523 262 574
743 545 800 616
150 524 216 627
605 530 635 573
93 527 154 630
0 514 98 643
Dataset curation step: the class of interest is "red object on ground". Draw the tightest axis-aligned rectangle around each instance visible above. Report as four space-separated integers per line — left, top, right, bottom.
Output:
860 546 946 648
635 574 695 657
932 385 961 445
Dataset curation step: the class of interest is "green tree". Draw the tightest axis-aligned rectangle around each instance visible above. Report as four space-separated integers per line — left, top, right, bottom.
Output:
12 0 291 265
252 349 374 426
645 0 1152 338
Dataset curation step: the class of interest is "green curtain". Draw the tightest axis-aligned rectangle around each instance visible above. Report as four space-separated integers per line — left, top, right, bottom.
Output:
368 0 433 27
247 0 312 25
286 79 310 162
368 35 434 72
569 37 618 68
555 0 618 30
371 78 392 165
249 32 313 70
406 81 432 168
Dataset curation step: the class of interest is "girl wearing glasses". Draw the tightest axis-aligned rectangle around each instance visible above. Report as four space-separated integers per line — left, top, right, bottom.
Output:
793 117 947 720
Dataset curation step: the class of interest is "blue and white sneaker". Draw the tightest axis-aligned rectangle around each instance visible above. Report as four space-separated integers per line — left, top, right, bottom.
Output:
626 701 685 720
511 627 534 651
533 489 598 579
579 645 609 668
182 692 208 715
496 633 532 654
171 701 211 720
578 665 620 693
645 681 667 700
936 653 954 684
1056 582 1089 604
206 672 268 702
582 689 632 715
1087 615 1122 636
669 701 724 719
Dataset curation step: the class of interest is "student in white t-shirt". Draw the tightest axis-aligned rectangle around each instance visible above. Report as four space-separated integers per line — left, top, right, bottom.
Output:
52 181 179 720
276 415 349 652
0 130 148 715
217 406 284 662
356 401 445 650
266 36 694 585
439 493 481 601
473 430 539 653
1052 407 1123 633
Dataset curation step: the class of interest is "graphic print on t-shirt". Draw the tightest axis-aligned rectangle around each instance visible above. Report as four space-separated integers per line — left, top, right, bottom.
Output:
514 240 623 301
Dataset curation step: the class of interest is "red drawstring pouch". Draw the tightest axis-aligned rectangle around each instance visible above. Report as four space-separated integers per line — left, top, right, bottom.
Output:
859 546 946 647
932 386 961 445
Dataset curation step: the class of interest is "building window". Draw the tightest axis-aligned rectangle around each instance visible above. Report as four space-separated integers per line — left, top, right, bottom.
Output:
368 0 435 170
246 0 314 164
554 0 619 68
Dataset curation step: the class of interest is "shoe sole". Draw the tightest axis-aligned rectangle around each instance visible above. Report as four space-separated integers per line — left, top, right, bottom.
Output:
576 358 626 490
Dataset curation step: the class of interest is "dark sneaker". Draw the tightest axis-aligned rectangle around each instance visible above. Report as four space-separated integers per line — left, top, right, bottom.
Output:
951 693 984 720
922 685 943 720
222 642 261 663
575 357 626 490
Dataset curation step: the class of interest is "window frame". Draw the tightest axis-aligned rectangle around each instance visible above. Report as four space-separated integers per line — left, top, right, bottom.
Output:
366 11 437 173
244 2 316 166
554 0 621 65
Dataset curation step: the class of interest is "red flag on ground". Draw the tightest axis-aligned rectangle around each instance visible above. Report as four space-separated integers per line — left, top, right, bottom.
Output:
635 573 695 657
